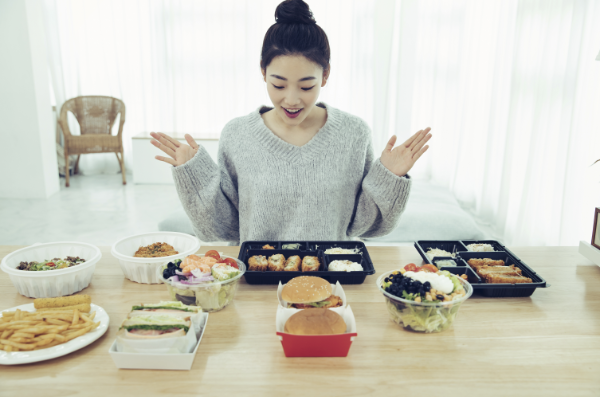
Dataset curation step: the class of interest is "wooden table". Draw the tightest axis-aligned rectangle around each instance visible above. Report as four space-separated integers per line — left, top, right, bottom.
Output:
1 246 599 397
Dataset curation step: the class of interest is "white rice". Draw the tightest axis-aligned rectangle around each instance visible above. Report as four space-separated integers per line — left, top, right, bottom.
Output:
404 271 454 294
467 243 495 252
328 260 363 272
425 248 455 260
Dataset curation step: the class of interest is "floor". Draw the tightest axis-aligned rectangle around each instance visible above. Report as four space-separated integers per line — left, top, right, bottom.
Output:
0 174 187 247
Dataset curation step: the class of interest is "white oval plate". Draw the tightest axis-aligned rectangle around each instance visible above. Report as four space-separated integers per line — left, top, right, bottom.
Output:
0 303 109 365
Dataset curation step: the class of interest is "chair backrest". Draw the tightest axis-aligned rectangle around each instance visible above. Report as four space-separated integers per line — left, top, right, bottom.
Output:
60 96 126 135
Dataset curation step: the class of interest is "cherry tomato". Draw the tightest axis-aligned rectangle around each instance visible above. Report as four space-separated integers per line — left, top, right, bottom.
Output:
205 250 220 260
420 264 438 273
403 263 419 272
47 262 56 267
222 257 239 269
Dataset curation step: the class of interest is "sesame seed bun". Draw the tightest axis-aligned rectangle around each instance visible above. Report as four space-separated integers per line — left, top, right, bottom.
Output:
281 276 332 304
284 308 347 335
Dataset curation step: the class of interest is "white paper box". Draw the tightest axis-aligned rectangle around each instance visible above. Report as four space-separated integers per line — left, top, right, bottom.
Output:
277 280 347 309
109 312 208 370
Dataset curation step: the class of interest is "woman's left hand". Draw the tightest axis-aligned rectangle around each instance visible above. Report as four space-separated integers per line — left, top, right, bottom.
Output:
380 127 432 177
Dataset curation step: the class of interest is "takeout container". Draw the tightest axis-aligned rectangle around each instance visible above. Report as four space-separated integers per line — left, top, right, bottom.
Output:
111 232 201 284
239 240 375 285
0 242 101 298
109 312 208 370
277 280 347 309
377 270 473 333
156 255 246 312
414 240 548 297
276 306 357 357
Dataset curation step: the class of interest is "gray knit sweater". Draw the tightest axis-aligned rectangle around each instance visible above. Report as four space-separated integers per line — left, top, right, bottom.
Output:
172 103 411 244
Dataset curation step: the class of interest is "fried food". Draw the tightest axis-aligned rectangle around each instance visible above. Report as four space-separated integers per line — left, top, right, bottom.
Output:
134 242 178 258
0 309 100 352
291 294 343 309
36 303 91 313
262 244 275 249
284 255 301 271
477 265 522 278
484 274 533 284
34 294 91 309
268 254 285 271
467 258 505 269
248 255 268 271
301 256 320 272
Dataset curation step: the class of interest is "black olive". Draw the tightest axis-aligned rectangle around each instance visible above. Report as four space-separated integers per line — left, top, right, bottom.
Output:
385 277 390 283
436 294 444 301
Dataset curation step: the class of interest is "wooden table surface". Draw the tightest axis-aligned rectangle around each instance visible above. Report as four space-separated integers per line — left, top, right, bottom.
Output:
0 245 599 397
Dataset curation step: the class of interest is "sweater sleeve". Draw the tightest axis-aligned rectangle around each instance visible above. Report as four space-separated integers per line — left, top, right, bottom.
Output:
346 140 411 239
172 140 240 242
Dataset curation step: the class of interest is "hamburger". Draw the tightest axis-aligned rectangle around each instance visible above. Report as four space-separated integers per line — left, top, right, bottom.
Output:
119 315 191 339
284 308 347 335
281 276 343 309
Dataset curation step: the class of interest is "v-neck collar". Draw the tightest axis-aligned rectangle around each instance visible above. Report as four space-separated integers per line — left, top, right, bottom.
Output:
247 102 341 164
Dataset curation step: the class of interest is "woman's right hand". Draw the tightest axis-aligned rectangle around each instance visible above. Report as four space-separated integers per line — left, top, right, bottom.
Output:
150 132 199 167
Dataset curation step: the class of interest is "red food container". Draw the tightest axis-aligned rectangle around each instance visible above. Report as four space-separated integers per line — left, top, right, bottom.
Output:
276 306 357 357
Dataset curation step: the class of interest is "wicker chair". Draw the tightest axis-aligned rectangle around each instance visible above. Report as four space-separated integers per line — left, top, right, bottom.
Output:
58 96 126 187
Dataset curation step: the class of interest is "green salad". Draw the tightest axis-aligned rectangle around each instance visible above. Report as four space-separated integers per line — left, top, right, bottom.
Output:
16 257 85 272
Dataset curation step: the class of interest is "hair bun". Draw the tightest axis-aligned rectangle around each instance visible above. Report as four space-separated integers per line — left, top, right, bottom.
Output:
275 0 317 25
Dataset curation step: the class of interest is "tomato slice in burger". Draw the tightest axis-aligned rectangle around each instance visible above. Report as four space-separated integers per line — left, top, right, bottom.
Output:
420 264 438 273
403 263 419 272
221 257 239 269
205 250 220 260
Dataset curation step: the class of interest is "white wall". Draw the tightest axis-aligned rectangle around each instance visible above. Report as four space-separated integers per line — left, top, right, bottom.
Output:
0 0 59 199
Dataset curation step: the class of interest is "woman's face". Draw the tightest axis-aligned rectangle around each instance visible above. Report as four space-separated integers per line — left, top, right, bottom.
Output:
262 55 329 127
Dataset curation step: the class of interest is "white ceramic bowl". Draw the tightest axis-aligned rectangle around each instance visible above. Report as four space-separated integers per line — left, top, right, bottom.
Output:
0 242 102 298
111 232 201 284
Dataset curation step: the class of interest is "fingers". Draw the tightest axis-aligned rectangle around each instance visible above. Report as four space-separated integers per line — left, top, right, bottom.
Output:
410 131 432 156
150 139 176 159
385 135 397 152
155 155 178 166
409 127 431 151
402 129 424 148
413 145 430 162
150 132 180 152
185 134 199 150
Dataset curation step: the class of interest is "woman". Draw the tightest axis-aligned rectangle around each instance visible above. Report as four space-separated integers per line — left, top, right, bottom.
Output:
150 0 431 244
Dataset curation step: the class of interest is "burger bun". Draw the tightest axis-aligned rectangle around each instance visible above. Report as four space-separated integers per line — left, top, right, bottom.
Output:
284 308 346 335
282 276 332 304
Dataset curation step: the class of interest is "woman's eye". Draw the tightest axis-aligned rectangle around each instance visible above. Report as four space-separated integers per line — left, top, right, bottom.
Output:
272 84 284 89
302 86 316 91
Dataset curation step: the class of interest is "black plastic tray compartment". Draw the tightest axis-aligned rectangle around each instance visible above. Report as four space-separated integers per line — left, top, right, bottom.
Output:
414 240 467 264
432 257 461 268
242 249 325 285
279 241 308 250
442 266 481 284
246 241 281 250
457 251 547 297
460 240 507 254
309 241 365 254
245 249 324 270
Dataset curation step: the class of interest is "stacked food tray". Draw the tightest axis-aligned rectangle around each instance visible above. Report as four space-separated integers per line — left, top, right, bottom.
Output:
238 241 375 285
413 240 548 297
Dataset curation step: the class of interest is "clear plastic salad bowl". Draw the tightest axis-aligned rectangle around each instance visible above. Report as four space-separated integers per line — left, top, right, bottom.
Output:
376 270 473 333
156 255 246 313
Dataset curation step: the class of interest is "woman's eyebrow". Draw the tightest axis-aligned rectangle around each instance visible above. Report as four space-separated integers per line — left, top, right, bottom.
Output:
270 74 316 82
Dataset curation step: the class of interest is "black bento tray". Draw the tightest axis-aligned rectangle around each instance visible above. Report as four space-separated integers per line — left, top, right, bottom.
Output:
238 241 375 285
413 240 547 297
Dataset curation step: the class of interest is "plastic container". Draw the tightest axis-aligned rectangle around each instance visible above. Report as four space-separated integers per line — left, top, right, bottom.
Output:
111 232 201 284
0 242 102 298
413 240 548 297
458 251 546 297
239 241 375 285
377 270 473 333
156 255 246 312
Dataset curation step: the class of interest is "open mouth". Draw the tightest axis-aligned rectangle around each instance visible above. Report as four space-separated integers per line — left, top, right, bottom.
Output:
283 107 303 119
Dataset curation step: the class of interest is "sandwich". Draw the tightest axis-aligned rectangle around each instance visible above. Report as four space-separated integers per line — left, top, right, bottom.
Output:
282 276 343 309
284 308 346 335
119 314 191 339
128 301 200 319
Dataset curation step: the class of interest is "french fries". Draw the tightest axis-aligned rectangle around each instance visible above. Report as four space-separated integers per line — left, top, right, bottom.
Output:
0 308 100 352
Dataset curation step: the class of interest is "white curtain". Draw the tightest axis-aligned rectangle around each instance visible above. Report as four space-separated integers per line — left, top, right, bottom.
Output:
383 0 600 246
42 0 374 175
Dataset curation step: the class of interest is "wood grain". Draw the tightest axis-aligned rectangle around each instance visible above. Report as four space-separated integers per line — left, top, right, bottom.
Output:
0 245 599 397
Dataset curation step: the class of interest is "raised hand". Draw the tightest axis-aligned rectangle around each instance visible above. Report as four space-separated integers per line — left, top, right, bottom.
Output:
380 127 431 177
150 132 199 167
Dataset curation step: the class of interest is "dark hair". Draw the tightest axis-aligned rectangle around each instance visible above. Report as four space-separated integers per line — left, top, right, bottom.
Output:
260 0 330 72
